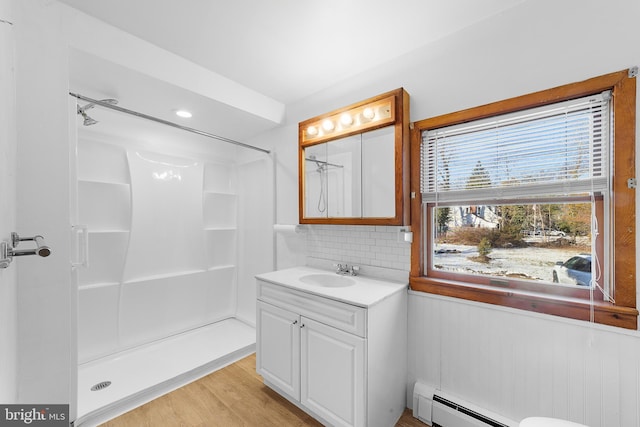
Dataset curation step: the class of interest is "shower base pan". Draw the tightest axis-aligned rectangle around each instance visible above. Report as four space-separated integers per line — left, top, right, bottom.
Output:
75 318 256 426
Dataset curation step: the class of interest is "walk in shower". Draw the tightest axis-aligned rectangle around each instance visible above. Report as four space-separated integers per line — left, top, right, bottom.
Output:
70 92 273 426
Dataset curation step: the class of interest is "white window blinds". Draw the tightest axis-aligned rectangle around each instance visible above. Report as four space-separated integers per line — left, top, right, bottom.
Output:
421 91 611 203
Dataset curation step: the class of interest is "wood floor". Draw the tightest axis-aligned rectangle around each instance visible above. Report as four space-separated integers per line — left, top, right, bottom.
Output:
100 353 426 427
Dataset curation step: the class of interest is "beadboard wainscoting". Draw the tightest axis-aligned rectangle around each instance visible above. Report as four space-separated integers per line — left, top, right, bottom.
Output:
407 291 640 427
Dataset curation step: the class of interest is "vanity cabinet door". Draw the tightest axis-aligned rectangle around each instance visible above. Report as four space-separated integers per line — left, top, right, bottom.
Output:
300 317 366 427
256 301 300 400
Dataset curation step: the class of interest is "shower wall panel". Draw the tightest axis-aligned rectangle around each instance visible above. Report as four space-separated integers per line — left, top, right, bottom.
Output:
76 137 239 363
123 150 206 281
77 284 119 360
119 269 235 348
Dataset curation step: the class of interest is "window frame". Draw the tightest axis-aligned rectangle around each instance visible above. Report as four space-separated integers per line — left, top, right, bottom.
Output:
409 70 637 329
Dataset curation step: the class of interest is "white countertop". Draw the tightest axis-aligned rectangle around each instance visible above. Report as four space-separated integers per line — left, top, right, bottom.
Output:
255 266 408 308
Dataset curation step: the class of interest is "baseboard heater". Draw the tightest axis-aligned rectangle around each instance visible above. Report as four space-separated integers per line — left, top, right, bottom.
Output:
413 382 518 427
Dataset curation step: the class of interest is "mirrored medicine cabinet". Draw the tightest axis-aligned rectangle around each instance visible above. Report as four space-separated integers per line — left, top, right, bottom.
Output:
298 88 410 225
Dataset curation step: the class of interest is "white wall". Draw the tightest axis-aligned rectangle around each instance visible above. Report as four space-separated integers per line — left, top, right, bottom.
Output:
236 154 274 324
263 0 640 425
13 0 74 406
0 0 17 403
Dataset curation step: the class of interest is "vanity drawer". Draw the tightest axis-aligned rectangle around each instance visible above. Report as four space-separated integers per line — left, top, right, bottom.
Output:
257 280 367 338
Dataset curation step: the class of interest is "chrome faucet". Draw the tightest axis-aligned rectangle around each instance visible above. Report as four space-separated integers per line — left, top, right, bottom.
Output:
334 263 360 276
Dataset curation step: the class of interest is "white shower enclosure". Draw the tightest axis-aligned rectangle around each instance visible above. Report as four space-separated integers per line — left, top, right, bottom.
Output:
71 107 273 424
76 141 236 359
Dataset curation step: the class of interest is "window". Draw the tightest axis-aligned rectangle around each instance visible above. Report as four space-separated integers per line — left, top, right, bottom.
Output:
409 70 637 329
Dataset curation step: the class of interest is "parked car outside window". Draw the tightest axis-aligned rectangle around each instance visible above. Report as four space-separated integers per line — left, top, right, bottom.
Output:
552 254 592 287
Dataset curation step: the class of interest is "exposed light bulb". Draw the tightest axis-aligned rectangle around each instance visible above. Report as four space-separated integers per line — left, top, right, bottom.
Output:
362 107 375 120
176 110 192 118
322 119 334 131
340 113 353 126
307 125 318 136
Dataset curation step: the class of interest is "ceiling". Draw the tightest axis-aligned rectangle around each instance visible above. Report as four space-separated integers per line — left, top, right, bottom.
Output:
59 0 522 146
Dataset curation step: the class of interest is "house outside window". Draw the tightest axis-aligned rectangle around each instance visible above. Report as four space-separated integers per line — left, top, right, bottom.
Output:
409 69 637 329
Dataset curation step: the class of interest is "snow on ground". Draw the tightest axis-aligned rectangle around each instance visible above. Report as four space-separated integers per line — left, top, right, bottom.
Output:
433 242 587 283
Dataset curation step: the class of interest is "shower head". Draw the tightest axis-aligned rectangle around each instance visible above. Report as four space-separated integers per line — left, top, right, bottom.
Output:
76 104 97 126
306 154 322 171
76 98 119 126
83 115 98 126
309 155 327 173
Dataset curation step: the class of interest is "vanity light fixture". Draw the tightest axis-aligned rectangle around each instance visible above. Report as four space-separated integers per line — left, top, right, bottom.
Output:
362 107 375 120
300 95 395 144
322 119 335 132
298 88 410 226
340 112 353 126
175 110 192 118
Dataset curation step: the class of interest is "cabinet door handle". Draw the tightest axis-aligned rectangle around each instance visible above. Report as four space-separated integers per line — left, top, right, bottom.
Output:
292 320 298 325
300 323 305 328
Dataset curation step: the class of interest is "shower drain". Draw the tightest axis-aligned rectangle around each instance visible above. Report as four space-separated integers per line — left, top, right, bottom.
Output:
90 381 112 391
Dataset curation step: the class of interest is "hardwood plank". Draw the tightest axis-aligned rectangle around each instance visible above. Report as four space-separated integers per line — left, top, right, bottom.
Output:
100 354 427 427
395 409 428 427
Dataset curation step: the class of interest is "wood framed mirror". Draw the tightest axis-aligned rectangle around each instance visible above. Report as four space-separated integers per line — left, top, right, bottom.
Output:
299 88 410 225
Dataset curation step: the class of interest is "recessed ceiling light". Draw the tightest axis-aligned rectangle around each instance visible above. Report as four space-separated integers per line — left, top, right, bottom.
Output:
175 110 192 118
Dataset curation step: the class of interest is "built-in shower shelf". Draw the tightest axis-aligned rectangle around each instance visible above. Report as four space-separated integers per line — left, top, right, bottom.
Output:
204 191 236 196
203 162 236 194
122 269 212 284
79 282 120 291
205 228 236 269
78 178 131 186
78 180 131 231
78 181 131 194
208 264 235 272
203 190 236 196
77 136 130 184
77 231 129 287
203 191 237 229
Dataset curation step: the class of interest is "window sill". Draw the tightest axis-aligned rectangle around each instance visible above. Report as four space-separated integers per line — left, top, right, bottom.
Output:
410 276 638 329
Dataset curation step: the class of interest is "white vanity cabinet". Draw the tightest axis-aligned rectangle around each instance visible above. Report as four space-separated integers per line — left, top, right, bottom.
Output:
257 300 366 426
256 300 301 400
256 270 407 427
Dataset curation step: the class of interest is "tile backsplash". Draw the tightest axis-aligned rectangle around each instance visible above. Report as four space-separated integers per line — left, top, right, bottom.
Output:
304 225 411 273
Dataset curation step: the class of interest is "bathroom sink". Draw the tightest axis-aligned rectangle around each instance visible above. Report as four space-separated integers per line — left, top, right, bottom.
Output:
299 273 356 288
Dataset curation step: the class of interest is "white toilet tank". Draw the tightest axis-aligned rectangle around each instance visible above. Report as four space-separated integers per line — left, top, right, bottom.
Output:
520 417 588 427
